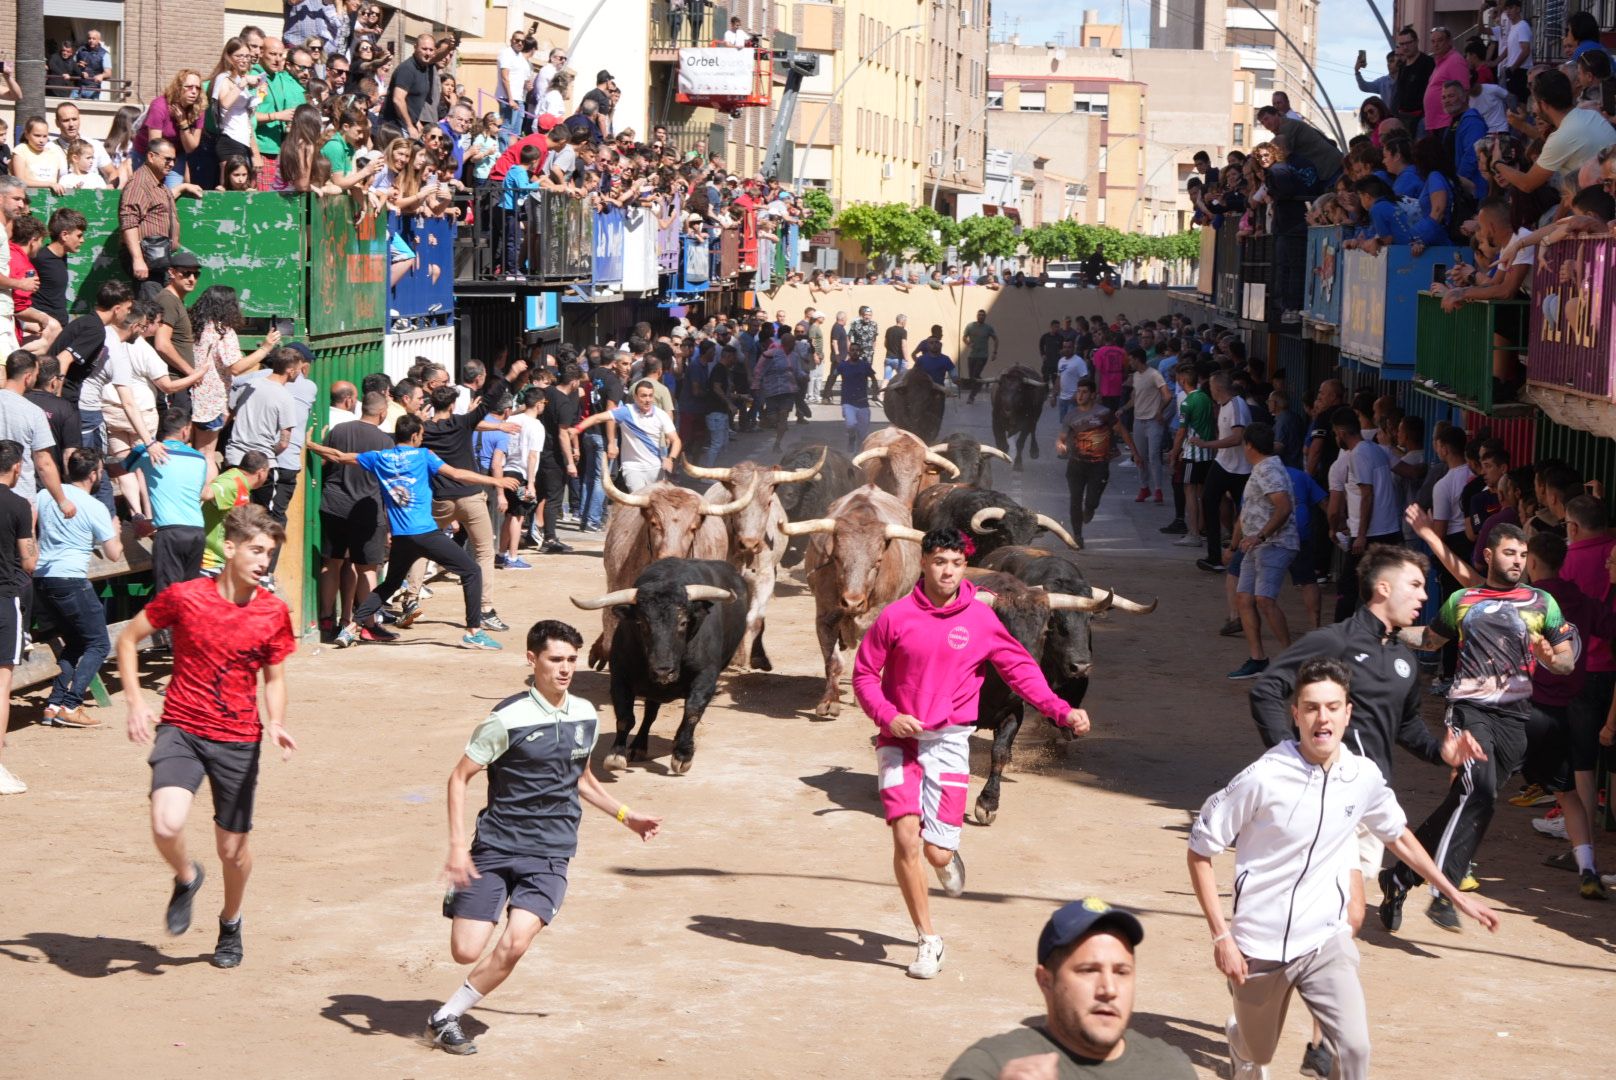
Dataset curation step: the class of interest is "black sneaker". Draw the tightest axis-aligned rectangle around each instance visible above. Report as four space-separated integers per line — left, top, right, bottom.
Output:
1544 850 1578 873
1159 519 1188 535
165 862 205 936
541 540 574 554
1195 558 1226 574
480 610 510 632
1218 617 1243 638
396 600 423 629
211 917 244 968
1580 869 1608 900
1300 1040 1334 1079
1426 895 1461 932
1377 867 1407 932
426 1013 478 1055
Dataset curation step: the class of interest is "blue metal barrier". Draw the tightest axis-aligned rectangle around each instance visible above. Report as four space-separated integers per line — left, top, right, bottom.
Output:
388 212 456 322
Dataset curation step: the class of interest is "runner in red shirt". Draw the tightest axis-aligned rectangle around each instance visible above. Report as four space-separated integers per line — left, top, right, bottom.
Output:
118 504 298 969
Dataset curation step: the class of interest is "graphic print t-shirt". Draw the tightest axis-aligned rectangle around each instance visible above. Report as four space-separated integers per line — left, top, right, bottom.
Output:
1435 585 1577 716
145 577 297 742
357 446 444 537
1064 405 1117 463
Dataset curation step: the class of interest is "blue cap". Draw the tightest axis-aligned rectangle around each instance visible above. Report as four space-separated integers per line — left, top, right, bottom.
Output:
1036 898 1144 965
283 342 315 363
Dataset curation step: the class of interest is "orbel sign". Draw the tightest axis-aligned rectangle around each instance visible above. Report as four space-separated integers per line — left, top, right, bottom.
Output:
677 47 754 98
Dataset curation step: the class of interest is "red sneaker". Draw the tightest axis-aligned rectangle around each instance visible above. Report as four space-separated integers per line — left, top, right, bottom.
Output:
1154 489 1164 503
1135 487 1150 502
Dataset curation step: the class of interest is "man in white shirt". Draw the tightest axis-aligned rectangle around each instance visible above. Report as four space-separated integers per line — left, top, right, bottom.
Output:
327 381 360 431
573 379 679 492
1498 0 1533 99
723 16 750 47
1190 371 1251 573
1494 69 1615 196
51 102 116 185
1331 407 1401 620
1054 340 1089 425
495 30 535 142
1189 657 1498 1080
1469 80 1511 133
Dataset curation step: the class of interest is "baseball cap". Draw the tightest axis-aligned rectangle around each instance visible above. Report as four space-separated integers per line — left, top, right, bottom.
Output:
535 113 562 133
1036 898 1144 966
597 69 614 84
167 249 202 270
282 341 316 364
671 326 688 338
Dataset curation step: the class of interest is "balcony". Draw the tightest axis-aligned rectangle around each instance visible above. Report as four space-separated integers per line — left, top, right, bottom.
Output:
1412 293 1530 416
1525 235 1616 435
1336 243 1466 377
452 188 595 287
650 2 724 53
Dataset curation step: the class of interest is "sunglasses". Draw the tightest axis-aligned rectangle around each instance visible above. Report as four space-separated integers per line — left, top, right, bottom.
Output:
289 63 311 73
331 67 349 76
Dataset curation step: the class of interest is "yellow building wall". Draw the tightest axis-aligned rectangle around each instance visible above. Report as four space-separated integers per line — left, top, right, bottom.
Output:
823 0 926 206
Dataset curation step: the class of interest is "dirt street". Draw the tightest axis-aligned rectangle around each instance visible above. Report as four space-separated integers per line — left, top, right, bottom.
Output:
3 397 1610 1079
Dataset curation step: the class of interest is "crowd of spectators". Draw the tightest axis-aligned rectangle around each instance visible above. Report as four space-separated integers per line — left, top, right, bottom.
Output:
1187 5 1616 341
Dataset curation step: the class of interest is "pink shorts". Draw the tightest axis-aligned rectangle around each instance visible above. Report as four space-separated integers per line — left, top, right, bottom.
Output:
876 730 971 851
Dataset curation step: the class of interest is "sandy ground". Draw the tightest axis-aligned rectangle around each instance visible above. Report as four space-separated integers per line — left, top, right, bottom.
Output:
4 396 1612 1080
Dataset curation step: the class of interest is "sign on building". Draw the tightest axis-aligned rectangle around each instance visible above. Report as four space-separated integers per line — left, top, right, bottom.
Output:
677 48 755 98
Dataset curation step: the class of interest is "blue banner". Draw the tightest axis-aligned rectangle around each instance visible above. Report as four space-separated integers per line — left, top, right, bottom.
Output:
592 207 625 286
386 212 455 323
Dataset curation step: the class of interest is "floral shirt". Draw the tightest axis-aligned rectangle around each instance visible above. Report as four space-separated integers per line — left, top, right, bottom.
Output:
849 316 879 360
192 323 243 424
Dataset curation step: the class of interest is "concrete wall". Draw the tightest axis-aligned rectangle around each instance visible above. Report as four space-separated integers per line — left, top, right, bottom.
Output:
765 283 1181 369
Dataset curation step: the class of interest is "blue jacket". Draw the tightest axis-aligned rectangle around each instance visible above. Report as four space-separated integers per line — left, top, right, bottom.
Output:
1452 107 1489 200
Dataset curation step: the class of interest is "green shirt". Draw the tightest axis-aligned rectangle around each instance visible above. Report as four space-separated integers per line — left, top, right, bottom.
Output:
254 68 307 154
201 469 252 570
944 1026 1196 1079
963 321 997 359
1179 388 1216 441
320 135 356 175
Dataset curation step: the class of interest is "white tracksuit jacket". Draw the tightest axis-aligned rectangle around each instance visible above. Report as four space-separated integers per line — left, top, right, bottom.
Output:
1189 741 1408 964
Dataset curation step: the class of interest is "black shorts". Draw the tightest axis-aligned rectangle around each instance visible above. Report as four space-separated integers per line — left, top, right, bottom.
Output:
148 724 262 834
152 525 206 596
502 471 536 516
319 509 387 565
1288 541 1317 586
1567 670 1615 772
443 849 570 925
0 594 22 668
1188 459 1213 485
1523 702 1575 794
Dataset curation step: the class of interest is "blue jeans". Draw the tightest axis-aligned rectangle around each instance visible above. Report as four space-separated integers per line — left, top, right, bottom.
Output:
884 356 904 382
578 430 606 528
842 404 870 451
1133 416 1166 493
499 102 522 143
35 576 110 709
78 410 116 516
704 411 730 466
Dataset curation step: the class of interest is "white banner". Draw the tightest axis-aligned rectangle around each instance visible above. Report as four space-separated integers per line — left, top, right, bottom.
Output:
677 48 754 98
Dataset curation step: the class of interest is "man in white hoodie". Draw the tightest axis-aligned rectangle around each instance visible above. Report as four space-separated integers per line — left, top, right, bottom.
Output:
1187 657 1498 1080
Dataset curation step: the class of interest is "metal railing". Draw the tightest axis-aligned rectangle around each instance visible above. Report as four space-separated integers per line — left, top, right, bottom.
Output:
45 78 136 103
650 2 724 50
451 187 594 284
1414 293 1528 414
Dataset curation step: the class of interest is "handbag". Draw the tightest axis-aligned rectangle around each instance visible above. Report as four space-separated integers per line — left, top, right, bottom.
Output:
140 234 174 270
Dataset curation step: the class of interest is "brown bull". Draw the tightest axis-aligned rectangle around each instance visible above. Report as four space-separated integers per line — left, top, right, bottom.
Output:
784 485 924 716
682 449 826 671
851 427 960 506
590 472 756 669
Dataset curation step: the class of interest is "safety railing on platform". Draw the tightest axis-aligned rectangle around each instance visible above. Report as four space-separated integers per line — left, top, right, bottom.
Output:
649 1 724 50
1413 293 1529 415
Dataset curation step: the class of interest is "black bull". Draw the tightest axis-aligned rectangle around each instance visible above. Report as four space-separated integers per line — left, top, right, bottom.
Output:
989 365 1047 469
968 550 1157 824
571 559 749 776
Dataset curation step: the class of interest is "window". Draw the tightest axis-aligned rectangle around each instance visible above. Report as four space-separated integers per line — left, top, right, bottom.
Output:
987 90 1004 109
1233 123 1245 144
1234 81 1245 104
1098 147 1109 172
1097 197 1107 222
45 5 129 102
1018 91 1045 111
1088 36 1101 47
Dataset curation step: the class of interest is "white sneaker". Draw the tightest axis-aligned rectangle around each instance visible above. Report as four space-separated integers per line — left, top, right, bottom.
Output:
1225 1015 1266 1079
1173 533 1204 547
1601 872 1616 889
0 762 26 795
1533 814 1568 839
934 851 966 897
906 934 944 979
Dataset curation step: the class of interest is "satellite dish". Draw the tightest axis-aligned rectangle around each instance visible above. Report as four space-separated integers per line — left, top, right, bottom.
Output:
1053 48 1067 62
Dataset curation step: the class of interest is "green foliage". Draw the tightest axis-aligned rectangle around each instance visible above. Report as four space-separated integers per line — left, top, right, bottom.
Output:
956 214 1020 264
832 202 946 265
1021 221 1202 265
799 189 835 237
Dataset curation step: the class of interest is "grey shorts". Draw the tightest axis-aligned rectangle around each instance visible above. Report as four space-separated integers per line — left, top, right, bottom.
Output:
1237 544 1297 600
148 723 261 834
443 849 570 925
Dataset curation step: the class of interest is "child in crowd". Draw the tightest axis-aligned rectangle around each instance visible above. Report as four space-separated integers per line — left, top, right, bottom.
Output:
470 114 501 188
59 140 110 191
500 144 544 278
219 156 256 192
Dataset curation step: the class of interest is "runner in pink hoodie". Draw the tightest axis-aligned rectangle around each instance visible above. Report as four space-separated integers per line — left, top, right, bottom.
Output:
853 528 1090 980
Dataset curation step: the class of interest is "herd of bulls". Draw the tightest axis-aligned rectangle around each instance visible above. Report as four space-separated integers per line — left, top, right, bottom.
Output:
568 419 1156 821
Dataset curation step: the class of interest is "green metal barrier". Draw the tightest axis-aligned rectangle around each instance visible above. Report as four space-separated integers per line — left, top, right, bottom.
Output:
1412 292 1528 414
31 191 384 338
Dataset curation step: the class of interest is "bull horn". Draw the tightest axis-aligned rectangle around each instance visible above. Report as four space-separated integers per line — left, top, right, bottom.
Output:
603 469 651 508
571 588 640 610
969 507 1006 533
851 446 890 467
883 524 927 543
1035 514 1081 550
979 445 1014 463
924 451 962 478
1046 589 1113 613
701 475 757 517
770 446 827 485
681 460 734 481
1106 592 1159 615
781 517 836 536
684 584 735 603
926 442 950 453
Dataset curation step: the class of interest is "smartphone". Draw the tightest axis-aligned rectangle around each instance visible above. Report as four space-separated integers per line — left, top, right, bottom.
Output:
273 317 295 339
1357 50 1367 68
1431 264 1447 288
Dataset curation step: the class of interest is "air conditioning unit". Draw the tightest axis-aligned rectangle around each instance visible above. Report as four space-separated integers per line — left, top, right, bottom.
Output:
955 156 967 171
882 162 895 179
929 150 944 167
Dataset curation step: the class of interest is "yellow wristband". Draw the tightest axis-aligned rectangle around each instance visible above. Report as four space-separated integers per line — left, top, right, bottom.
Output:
616 805 630 823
